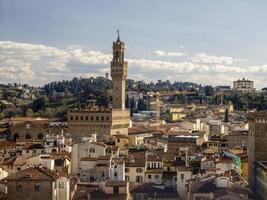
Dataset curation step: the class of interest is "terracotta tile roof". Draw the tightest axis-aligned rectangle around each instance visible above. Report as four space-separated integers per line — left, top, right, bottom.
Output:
145 168 163 174
3 167 59 181
89 190 127 200
105 181 127 187
13 155 31 166
22 143 44 150
128 126 156 135
125 153 146 167
0 128 8 134
147 155 162 162
0 141 16 149
191 179 217 193
0 156 16 166
80 157 98 161
98 155 111 160
90 141 106 147
131 183 178 198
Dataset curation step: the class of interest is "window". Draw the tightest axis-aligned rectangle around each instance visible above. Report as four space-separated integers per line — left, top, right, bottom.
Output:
181 173 184 180
106 116 109 121
101 116 104 121
136 168 143 173
35 183 41 191
89 148 95 153
81 116 83 121
117 139 120 143
136 176 143 183
125 176 129 181
91 116 94 121
96 116 99 121
16 183 22 192
155 175 159 179
148 175 151 179
38 133 44 140
70 116 73 121
114 173 117 177
86 116 88 121
106 148 111 154
75 116 78 121
125 168 129 173
59 182 64 188
26 134 31 139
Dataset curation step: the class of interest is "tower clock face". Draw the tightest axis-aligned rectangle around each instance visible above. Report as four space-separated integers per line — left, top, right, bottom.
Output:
26 123 31 129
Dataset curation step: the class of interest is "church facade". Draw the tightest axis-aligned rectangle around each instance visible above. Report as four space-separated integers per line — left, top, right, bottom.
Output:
67 33 130 141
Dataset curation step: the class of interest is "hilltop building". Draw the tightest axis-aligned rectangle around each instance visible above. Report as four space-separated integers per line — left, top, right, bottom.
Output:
233 78 254 93
67 33 130 142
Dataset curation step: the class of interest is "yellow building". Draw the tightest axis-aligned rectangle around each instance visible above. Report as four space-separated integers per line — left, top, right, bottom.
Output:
168 106 186 121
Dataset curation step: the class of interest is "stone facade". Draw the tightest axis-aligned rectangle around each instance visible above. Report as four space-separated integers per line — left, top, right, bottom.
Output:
9 118 67 141
255 161 267 200
3 167 69 200
67 33 130 142
5 180 54 200
247 111 267 191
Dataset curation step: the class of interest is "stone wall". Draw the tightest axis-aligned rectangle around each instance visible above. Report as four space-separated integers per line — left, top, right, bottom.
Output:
6 180 53 200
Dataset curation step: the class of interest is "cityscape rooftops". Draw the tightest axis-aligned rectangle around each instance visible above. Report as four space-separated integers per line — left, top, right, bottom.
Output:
3 167 59 181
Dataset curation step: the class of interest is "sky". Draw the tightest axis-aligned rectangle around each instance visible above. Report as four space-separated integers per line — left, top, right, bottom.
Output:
0 0 267 89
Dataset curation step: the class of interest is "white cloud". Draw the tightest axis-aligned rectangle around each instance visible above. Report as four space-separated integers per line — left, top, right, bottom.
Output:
191 53 245 65
152 50 186 57
0 40 266 89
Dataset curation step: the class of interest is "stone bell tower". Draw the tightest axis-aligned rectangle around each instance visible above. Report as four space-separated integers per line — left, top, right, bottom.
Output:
110 30 128 110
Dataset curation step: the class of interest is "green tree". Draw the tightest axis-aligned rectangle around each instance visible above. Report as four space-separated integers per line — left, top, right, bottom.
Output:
0 112 5 120
26 108 34 117
32 95 49 111
204 86 214 96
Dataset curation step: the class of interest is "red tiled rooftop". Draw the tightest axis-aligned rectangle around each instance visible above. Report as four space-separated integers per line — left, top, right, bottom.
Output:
3 167 59 181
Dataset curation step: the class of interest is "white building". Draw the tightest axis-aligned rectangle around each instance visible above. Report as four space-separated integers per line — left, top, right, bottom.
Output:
233 78 254 93
71 140 118 175
44 134 71 154
177 167 192 200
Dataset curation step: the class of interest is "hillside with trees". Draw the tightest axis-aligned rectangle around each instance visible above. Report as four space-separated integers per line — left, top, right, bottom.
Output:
0 77 266 120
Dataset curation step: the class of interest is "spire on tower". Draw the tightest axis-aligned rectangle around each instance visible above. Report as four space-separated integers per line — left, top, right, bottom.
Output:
117 29 120 42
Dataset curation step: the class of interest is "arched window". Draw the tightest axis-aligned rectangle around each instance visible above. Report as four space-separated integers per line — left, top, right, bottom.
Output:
89 148 95 153
115 51 120 62
105 147 111 154
51 149 57 153
13 134 19 141
26 133 31 139
38 133 44 140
